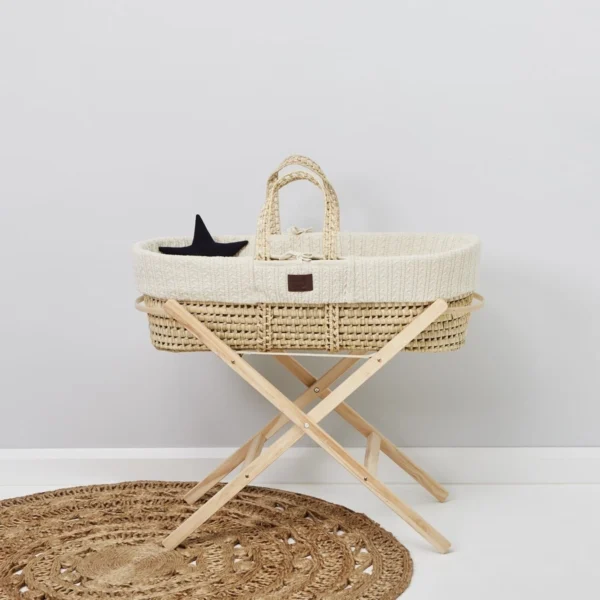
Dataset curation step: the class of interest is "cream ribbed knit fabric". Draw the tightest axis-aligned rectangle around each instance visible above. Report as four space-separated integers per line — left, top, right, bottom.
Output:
133 232 480 304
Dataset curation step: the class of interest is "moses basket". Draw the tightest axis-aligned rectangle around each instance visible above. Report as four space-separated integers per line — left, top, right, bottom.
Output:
134 156 482 353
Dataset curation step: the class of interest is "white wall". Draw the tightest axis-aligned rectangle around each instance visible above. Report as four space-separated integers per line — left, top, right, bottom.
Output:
1 1 598 449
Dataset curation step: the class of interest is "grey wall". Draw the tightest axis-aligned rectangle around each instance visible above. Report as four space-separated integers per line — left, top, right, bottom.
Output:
1 1 599 449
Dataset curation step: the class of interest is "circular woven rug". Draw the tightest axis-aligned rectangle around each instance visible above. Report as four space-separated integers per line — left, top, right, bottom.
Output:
0 482 412 600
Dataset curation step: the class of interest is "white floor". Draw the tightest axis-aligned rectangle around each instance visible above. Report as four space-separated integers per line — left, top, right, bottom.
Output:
2 483 599 599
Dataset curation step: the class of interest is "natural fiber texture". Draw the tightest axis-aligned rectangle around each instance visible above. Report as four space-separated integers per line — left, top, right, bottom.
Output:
265 155 340 239
0 482 413 600
133 154 481 352
143 294 473 353
258 158 341 260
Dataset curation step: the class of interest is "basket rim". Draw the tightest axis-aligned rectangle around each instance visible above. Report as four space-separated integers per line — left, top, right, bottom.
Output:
133 231 481 262
136 292 484 318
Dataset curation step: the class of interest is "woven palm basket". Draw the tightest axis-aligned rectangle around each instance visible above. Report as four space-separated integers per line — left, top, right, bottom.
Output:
134 156 482 353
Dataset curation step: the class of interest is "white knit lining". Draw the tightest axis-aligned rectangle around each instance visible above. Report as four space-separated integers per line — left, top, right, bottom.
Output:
133 232 480 304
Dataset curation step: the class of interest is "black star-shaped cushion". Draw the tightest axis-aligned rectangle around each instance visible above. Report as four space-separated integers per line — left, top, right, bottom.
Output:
159 215 248 257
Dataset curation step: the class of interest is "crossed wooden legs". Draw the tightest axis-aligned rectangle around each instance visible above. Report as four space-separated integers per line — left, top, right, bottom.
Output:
162 298 452 553
274 354 449 503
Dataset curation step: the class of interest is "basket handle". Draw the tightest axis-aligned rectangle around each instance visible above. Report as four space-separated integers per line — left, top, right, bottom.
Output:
266 155 331 235
445 292 485 316
270 155 328 183
256 169 340 260
135 296 166 316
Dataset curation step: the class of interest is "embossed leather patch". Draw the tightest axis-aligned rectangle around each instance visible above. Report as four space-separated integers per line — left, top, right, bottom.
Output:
288 274 313 292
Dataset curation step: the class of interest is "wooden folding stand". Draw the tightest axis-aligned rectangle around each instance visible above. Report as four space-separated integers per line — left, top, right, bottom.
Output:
161 298 452 554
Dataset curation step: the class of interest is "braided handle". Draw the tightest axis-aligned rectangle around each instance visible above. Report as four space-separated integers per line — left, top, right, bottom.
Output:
256 169 340 260
265 155 340 236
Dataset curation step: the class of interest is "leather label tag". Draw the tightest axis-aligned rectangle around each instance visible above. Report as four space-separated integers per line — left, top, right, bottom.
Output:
288 274 313 292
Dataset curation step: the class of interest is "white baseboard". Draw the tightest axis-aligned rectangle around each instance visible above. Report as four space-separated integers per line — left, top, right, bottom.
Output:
1 447 599 487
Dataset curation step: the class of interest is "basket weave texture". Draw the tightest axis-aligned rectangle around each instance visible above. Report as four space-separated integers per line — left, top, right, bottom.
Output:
135 155 481 353
143 294 473 353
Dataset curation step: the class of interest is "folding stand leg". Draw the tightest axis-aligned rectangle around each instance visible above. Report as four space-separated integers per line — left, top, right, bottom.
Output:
162 298 451 553
275 354 449 502
182 356 360 505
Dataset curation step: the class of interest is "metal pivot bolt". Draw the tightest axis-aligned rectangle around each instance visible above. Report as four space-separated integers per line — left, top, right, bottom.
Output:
313 387 320 393
304 423 310 429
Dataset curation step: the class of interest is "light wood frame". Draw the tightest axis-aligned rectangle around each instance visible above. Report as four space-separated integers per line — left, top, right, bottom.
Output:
161 298 452 553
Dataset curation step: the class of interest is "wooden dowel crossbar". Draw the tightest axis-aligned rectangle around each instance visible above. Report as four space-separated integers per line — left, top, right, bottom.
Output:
274 355 449 503
182 356 360 505
162 298 452 554
277 356 448 502
243 434 265 468
365 432 381 475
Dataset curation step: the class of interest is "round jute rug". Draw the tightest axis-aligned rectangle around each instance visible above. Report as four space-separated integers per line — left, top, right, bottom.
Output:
0 482 412 600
